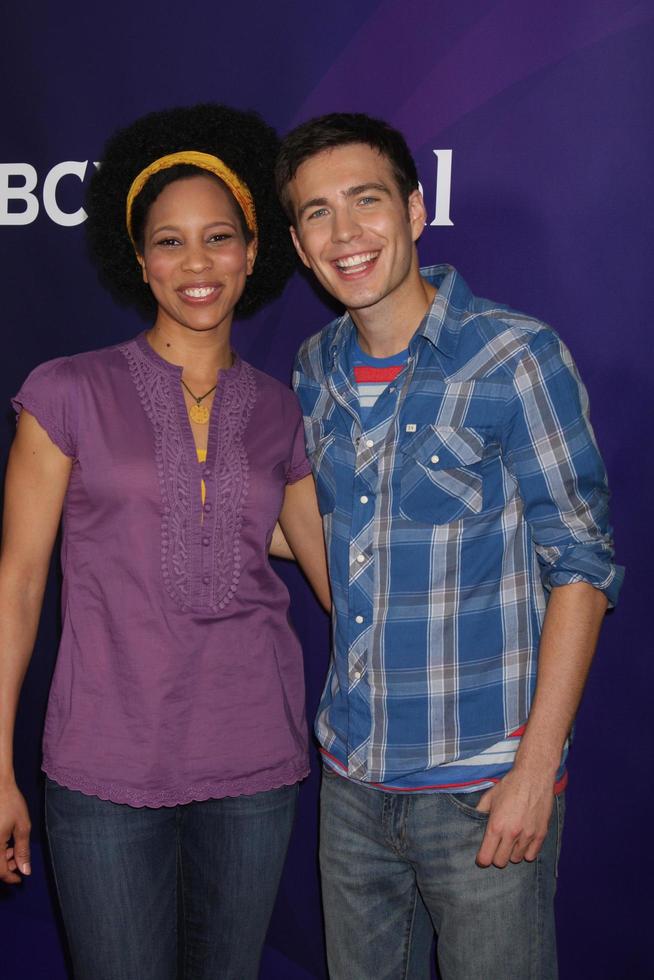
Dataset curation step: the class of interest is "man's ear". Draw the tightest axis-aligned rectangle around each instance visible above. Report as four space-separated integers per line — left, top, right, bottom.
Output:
290 225 311 270
136 254 148 284
408 189 428 243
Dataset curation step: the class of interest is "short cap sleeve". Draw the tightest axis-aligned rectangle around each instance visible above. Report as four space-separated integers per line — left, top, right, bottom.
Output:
12 357 78 458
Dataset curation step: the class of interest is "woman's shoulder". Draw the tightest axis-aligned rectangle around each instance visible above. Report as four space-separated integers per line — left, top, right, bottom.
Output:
30 337 132 370
30 336 144 386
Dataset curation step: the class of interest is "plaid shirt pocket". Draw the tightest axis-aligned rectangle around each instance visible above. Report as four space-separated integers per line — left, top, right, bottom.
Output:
399 425 485 522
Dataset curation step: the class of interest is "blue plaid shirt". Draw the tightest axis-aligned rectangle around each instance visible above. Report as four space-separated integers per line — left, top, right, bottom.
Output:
293 266 622 785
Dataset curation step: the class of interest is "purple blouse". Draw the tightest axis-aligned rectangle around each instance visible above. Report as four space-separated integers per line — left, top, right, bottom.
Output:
12 333 312 806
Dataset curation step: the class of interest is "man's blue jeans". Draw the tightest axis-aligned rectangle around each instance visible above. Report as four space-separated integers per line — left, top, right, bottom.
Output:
319 768 564 980
45 776 298 980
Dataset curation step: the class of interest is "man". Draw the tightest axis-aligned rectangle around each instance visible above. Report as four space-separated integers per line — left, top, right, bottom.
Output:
275 114 621 979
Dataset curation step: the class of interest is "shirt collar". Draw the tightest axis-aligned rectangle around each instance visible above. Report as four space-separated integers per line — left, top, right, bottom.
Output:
412 264 470 358
327 264 470 371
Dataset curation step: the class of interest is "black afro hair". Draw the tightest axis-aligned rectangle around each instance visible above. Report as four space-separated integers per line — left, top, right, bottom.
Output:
85 103 296 318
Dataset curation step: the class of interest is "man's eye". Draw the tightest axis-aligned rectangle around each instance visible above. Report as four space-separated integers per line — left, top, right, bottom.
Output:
359 196 378 206
307 208 328 220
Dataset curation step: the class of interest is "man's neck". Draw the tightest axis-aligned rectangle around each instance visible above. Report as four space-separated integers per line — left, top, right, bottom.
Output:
351 274 437 358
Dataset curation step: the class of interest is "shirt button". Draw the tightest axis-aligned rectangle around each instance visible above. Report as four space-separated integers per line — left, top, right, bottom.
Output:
353 670 361 680
360 495 369 504
356 554 366 564
202 574 210 585
389 386 396 392
431 454 440 464
202 536 210 547
365 439 374 449
355 615 364 624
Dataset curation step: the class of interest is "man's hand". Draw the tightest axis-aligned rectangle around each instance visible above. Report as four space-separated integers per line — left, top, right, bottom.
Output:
0 782 31 884
474 768 555 869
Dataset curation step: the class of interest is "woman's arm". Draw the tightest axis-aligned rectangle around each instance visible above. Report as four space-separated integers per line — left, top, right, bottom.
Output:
0 411 72 884
277 475 331 612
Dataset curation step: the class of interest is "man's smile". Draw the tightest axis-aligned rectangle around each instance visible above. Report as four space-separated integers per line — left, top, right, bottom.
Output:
332 251 380 276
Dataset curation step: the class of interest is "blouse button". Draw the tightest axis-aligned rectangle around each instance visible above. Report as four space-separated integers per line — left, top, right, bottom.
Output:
202 574 210 585
203 468 211 478
204 502 212 513
202 536 210 547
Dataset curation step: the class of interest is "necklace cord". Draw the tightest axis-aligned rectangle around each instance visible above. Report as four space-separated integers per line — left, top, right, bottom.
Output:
181 379 217 405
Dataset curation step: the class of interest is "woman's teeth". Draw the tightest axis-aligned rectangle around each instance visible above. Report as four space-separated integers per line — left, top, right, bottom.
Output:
183 286 216 298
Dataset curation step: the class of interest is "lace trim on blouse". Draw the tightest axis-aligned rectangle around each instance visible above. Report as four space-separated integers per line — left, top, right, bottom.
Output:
120 339 257 613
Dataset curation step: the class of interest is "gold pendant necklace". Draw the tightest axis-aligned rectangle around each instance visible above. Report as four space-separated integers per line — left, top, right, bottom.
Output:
181 379 217 425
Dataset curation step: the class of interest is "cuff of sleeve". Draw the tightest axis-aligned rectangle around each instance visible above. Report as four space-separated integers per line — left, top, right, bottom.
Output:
543 562 625 608
11 395 75 458
286 457 313 485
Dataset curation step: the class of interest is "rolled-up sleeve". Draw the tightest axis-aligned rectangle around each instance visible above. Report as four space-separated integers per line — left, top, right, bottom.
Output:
502 329 623 606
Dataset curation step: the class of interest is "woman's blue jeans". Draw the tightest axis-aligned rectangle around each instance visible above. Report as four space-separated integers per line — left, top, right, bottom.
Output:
45 776 298 980
320 769 565 980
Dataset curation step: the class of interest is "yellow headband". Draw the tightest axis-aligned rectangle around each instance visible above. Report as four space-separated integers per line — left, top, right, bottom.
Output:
125 150 257 246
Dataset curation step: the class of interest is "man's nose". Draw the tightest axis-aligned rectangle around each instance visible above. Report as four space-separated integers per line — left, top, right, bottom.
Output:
331 206 362 244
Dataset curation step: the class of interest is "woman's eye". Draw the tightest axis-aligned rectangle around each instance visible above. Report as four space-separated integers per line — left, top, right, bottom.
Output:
209 233 232 243
156 238 180 247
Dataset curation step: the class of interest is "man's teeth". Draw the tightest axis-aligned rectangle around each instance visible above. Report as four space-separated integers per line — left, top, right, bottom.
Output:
335 252 378 270
183 286 215 298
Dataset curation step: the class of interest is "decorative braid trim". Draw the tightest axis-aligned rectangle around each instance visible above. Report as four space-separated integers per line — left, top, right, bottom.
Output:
211 361 257 609
121 342 193 609
120 342 258 612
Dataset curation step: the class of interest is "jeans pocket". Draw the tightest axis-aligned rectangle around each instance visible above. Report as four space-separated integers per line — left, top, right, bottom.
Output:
444 789 490 821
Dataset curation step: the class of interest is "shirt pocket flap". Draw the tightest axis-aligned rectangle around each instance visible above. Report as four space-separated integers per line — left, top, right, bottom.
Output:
304 418 337 515
401 425 485 468
400 425 485 521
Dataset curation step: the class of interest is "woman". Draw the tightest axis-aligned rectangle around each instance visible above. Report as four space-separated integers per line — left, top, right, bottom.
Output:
0 104 328 979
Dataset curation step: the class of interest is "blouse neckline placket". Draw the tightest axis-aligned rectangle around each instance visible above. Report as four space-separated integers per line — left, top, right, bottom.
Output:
134 331 243 607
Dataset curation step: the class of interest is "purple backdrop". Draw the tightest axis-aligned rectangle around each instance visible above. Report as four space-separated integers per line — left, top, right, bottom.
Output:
1 1 652 977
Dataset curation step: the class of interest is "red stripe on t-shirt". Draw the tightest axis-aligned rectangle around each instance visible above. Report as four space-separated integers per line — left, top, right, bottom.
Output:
319 747 568 795
354 365 404 383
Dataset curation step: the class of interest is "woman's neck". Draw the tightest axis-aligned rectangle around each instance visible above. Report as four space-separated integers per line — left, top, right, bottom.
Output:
147 322 233 383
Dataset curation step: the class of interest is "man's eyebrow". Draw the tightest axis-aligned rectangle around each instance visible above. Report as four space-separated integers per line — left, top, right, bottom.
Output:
297 197 329 220
297 182 392 220
344 182 391 198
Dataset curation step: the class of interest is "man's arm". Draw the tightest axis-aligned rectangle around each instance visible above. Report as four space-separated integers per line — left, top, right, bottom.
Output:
475 328 621 868
476 581 607 868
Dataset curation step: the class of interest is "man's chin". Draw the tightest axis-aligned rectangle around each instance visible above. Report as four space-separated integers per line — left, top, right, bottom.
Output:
325 281 385 313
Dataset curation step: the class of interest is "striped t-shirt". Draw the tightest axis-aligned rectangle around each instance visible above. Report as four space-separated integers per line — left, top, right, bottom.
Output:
351 337 407 422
